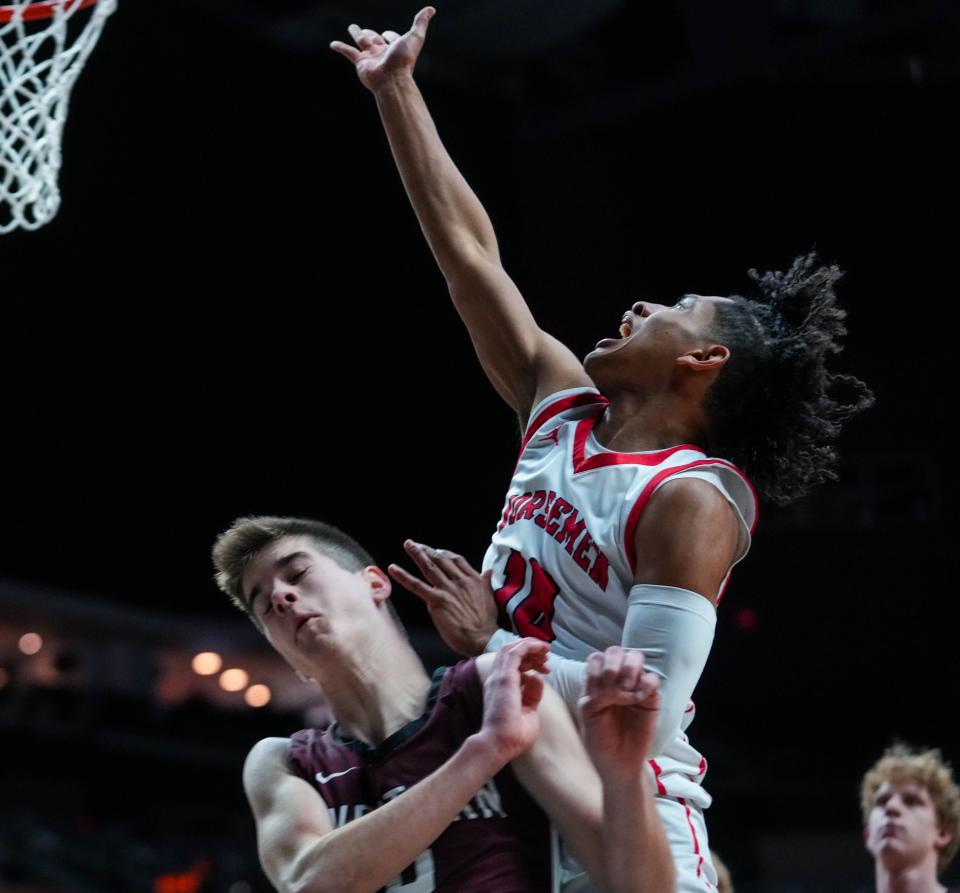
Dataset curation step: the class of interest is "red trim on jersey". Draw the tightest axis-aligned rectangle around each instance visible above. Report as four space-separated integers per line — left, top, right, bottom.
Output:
520 391 607 456
570 413 702 474
623 458 759 576
499 392 608 530
678 797 704 878
649 759 668 796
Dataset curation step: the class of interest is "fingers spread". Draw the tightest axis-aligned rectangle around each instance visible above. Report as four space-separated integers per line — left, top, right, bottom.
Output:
382 30 402 43
421 544 485 585
347 24 386 50
403 540 452 585
329 40 361 63
411 6 436 38
426 546 464 580
387 563 442 604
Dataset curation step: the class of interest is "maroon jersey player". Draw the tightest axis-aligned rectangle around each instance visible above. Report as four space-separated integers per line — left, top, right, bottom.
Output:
212 515 675 893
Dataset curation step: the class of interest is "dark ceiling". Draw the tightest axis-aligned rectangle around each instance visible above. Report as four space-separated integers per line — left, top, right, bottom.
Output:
1 0 957 886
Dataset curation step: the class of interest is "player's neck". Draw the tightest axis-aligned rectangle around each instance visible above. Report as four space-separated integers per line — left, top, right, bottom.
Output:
875 859 945 893
594 392 708 453
319 637 432 747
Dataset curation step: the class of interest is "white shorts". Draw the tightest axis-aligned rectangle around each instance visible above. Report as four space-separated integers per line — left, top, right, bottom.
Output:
558 796 717 893
656 796 717 893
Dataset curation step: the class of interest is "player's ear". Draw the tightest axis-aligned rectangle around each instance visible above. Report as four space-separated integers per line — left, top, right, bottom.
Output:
362 566 393 604
676 344 730 373
935 825 953 850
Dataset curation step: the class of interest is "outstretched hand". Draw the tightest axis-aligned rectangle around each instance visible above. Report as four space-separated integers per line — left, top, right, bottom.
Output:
479 638 550 762
388 540 499 657
330 7 435 93
579 646 661 781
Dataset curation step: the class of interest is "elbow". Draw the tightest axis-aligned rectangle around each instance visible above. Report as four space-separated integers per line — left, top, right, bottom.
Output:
281 872 359 893
437 234 500 282
280 846 361 893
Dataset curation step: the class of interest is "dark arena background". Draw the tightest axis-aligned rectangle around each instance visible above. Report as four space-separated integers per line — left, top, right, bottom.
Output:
1 1 957 891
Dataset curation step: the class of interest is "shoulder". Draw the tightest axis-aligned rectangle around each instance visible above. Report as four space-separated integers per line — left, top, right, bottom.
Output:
665 461 758 534
632 478 741 599
243 737 294 803
643 476 741 535
246 736 292 769
441 657 484 696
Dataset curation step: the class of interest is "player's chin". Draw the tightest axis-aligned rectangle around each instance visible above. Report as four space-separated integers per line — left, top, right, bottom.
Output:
583 342 621 379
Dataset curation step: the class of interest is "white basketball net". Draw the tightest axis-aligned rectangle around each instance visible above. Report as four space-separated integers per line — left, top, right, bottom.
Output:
0 0 116 233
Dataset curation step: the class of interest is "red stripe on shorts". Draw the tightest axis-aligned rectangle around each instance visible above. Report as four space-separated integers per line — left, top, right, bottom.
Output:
678 796 704 878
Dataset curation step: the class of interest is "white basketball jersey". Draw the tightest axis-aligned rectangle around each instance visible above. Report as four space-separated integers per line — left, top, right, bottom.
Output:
482 387 758 807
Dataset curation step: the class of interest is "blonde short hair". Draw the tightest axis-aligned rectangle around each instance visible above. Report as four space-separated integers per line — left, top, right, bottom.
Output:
861 743 960 873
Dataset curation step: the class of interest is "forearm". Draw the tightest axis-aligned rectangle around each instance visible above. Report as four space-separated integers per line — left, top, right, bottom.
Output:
510 707 608 890
487 630 588 712
624 585 715 756
291 735 505 893
600 770 675 893
373 74 499 276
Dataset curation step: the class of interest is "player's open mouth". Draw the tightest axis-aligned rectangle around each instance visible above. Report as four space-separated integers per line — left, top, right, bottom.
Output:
593 313 637 350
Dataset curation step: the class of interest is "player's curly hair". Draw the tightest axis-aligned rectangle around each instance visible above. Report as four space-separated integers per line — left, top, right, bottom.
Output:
703 252 874 505
861 743 960 874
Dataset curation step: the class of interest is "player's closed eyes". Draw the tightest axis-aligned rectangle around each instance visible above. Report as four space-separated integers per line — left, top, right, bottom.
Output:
257 570 309 617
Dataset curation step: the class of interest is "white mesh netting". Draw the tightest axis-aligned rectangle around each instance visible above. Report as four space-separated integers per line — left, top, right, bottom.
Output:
0 0 116 233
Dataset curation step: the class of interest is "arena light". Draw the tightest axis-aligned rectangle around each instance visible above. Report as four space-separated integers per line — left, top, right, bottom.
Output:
191 651 222 676
219 668 249 692
244 684 271 708
18 632 43 655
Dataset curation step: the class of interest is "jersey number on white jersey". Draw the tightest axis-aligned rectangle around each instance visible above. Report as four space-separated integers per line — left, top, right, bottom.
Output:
493 549 560 641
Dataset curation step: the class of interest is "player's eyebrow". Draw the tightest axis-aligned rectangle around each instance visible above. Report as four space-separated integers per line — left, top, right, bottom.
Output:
245 551 312 609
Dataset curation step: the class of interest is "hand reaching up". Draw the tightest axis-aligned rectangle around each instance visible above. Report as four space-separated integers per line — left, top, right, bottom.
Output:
330 7 436 93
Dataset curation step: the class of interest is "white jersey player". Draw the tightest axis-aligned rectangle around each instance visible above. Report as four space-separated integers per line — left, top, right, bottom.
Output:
485 386 756 659
332 7 871 891
482 385 756 889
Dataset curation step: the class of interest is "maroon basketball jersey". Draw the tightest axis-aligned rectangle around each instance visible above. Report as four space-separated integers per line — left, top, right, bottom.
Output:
288 659 553 892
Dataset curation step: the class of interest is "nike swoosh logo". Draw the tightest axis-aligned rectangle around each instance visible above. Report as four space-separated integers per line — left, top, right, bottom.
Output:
315 766 358 784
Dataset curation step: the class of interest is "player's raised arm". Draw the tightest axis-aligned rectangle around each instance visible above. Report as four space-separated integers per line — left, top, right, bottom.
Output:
579 647 676 893
331 8 590 421
488 643 676 893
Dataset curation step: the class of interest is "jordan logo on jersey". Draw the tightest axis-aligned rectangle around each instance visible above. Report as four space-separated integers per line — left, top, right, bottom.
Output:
538 425 562 447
